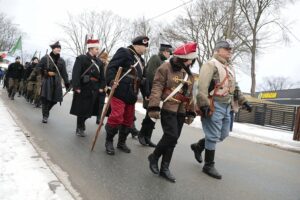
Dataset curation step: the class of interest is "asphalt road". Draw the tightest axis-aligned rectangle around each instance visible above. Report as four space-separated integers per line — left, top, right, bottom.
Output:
1 88 300 200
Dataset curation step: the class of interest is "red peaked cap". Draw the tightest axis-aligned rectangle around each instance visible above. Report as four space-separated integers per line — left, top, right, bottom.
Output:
87 39 100 48
173 42 198 60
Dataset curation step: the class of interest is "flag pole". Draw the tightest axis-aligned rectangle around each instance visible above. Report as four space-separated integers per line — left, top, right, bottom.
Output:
20 36 24 65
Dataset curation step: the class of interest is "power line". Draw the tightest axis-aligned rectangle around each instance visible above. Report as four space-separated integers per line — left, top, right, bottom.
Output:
146 0 194 22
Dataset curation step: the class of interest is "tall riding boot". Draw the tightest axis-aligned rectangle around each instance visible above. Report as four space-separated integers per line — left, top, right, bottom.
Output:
117 125 131 153
129 123 139 138
105 124 118 155
96 115 100 125
42 102 49 123
10 92 15 100
138 117 155 147
148 146 164 175
203 149 222 179
145 131 156 147
160 148 176 183
76 117 86 137
190 138 205 163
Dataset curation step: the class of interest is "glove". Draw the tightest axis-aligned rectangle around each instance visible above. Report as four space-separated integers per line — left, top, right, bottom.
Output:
148 111 160 119
65 83 70 90
185 116 195 125
243 102 252 112
200 105 211 118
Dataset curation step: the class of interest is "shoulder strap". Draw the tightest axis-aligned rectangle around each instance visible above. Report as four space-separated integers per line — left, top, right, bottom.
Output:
163 73 189 103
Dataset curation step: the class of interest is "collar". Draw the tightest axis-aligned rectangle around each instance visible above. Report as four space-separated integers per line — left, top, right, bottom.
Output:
128 45 141 57
50 51 60 61
159 53 167 61
86 52 97 61
213 54 230 65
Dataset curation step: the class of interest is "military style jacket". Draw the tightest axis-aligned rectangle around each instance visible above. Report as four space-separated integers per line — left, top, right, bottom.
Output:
148 57 195 115
197 54 246 108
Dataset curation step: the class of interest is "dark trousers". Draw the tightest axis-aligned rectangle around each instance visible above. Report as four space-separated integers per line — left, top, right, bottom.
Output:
230 111 234 132
153 110 185 159
42 98 57 118
140 110 156 137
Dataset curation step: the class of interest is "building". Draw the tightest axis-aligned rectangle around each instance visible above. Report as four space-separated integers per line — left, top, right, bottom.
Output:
256 88 300 106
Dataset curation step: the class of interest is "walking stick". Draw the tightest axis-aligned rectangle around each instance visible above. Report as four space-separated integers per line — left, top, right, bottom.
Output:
91 67 123 151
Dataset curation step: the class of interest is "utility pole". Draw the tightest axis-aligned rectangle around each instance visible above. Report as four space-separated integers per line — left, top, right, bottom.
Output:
226 0 237 39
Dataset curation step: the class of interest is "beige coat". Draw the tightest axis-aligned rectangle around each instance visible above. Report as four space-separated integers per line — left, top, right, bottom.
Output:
197 54 246 108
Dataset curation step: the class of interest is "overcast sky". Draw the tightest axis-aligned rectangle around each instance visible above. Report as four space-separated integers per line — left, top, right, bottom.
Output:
1 0 300 92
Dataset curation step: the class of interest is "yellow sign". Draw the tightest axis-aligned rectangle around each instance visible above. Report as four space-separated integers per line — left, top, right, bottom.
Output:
259 92 278 99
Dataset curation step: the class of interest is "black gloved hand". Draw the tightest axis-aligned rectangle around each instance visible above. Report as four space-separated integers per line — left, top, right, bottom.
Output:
243 102 252 112
200 105 211 118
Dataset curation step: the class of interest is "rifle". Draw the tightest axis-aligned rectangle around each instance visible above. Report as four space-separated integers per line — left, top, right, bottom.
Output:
91 67 123 151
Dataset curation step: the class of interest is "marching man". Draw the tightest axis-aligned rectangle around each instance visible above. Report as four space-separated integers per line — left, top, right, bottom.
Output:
191 40 252 179
70 39 105 137
38 41 70 123
104 36 149 155
147 42 198 183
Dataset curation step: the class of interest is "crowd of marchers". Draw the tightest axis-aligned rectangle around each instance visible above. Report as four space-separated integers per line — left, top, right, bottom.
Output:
2 36 252 183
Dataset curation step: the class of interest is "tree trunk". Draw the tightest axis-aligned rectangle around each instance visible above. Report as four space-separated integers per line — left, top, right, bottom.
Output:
250 36 257 97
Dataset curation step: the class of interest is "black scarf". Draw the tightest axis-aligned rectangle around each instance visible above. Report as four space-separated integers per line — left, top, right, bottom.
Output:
50 51 60 64
170 57 192 75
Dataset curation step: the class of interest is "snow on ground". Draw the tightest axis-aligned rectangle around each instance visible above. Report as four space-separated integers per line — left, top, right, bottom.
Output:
0 98 74 200
135 102 300 152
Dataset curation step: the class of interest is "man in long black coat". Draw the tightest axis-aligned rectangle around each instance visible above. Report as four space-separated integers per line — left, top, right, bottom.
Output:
38 41 70 123
70 39 105 137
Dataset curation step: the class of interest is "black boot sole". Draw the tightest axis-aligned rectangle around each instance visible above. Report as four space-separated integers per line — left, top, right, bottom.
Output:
191 144 203 163
202 168 222 179
106 150 115 155
117 146 131 153
159 172 176 183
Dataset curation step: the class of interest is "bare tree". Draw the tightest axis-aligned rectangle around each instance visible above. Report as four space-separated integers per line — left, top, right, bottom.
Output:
258 76 296 91
127 16 162 63
59 11 128 57
161 0 246 66
0 13 22 51
236 0 292 96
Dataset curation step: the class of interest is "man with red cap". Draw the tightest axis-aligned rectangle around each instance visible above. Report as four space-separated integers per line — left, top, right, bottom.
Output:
70 39 105 137
38 41 70 123
147 42 197 183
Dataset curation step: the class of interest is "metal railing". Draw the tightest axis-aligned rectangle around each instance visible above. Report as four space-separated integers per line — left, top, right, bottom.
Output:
235 102 297 131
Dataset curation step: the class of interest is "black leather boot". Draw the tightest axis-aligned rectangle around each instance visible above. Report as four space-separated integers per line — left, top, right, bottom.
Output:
159 148 176 183
117 126 131 153
105 124 118 155
203 149 222 179
76 117 86 137
10 92 15 100
190 138 205 163
145 132 156 147
139 118 155 147
148 153 160 174
42 103 49 123
129 123 139 138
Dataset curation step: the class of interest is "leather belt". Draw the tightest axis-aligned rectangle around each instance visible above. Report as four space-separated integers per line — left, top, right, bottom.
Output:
163 88 190 103
90 77 99 82
48 72 56 76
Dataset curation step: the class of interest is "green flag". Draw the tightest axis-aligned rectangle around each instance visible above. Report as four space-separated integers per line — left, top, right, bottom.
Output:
9 36 22 55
